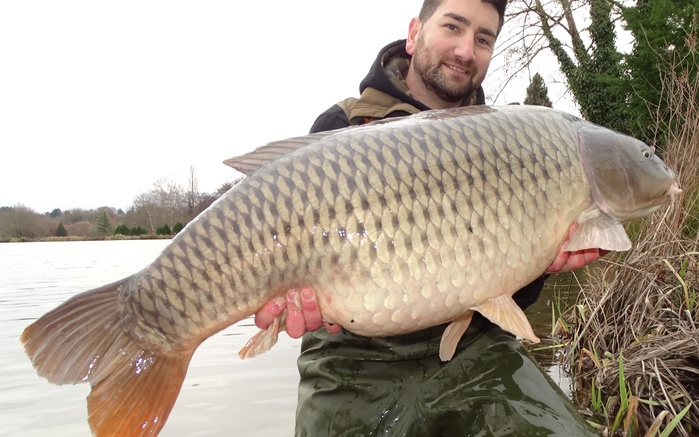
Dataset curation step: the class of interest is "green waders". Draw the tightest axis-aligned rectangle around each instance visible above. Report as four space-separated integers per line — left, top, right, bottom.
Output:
295 317 596 437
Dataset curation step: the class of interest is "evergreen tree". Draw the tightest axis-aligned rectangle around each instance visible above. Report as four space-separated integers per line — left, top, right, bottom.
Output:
156 224 172 235
173 222 185 234
131 226 147 236
523 73 553 107
114 224 131 235
55 222 68 237
96 211 113 236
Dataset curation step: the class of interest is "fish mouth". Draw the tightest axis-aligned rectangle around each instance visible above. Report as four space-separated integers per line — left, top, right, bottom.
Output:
638 181 682 218
666 181 683 204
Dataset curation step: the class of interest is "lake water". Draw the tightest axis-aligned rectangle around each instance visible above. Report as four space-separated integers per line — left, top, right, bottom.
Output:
0 240 574 436
0 240 301 437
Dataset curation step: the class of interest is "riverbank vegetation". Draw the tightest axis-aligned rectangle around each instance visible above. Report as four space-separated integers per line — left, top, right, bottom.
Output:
555 29 699 436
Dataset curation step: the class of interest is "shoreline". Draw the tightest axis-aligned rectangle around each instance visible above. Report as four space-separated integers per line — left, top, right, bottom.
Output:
0 235 173 243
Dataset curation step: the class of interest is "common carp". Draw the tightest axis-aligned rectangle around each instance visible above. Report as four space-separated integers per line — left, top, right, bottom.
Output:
22 105 679 436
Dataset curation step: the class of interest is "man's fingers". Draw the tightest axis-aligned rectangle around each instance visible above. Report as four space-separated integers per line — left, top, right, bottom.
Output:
324 322 343 334
546 251 569 273
254 296 286 329
256 287 343 337
563 250 592 271
575 248 608 268
285 290 306 339
547 247 609 273
300 288 324 331
546 223 612 273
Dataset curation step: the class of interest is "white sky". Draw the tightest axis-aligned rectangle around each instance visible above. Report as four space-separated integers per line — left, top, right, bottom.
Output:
0 1 578 213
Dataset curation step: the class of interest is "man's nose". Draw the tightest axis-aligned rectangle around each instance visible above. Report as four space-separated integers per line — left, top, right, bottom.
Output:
454 37 475 62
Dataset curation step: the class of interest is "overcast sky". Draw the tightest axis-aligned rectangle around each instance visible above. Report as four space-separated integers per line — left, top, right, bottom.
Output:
0 1 578 213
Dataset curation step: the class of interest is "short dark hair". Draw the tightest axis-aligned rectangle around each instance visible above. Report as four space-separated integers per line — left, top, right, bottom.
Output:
418 0 507 35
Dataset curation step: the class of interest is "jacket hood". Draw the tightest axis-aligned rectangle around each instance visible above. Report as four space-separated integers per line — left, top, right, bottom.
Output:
359 40 429 111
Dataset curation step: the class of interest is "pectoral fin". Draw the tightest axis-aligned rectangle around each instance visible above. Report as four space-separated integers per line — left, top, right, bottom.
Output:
439 311 474 362
472 295 540 343
567 208 631 251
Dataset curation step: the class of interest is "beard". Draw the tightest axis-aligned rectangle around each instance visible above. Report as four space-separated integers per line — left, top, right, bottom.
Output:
411 36 479 103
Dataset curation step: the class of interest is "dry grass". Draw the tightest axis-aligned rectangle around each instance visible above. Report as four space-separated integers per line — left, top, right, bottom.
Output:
560 29 699 437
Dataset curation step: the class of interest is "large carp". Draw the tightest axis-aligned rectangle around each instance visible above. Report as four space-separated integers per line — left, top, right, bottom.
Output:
22 105 679 436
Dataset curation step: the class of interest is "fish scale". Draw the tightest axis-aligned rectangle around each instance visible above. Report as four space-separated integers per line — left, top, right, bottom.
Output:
22 105 679 437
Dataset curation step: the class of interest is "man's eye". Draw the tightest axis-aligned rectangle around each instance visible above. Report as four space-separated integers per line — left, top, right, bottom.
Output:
445 24 458 32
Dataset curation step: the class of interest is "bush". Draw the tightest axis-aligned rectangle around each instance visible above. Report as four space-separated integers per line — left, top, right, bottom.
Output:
130 226 147 236
173 222 185 234
156 224 172 235
114 224 130 235
55 222 68 237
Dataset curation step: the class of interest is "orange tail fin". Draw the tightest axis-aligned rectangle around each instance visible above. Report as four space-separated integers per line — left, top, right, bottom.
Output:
21 277 193 436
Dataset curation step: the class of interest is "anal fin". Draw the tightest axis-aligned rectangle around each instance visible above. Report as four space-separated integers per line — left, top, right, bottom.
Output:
238 313 286 359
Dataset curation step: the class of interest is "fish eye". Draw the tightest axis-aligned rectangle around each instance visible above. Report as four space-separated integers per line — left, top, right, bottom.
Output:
643 150 652 158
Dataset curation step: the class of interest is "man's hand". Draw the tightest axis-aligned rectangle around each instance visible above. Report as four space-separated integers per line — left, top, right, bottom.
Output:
255 288 342 338
546 223 609 273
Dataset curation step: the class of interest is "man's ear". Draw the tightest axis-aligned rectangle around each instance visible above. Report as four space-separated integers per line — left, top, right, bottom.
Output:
406 17 421 55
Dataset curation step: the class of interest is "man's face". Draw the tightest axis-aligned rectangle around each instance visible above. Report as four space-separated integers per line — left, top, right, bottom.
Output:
405 0 499 107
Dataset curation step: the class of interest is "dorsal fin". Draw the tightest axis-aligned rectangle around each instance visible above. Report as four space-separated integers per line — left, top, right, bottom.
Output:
223 132 337 176
222 114 424 176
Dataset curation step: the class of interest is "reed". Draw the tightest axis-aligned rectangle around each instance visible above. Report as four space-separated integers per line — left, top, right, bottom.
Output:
559 28 699 437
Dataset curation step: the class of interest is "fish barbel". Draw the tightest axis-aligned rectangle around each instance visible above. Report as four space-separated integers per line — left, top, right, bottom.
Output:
21 105 679 436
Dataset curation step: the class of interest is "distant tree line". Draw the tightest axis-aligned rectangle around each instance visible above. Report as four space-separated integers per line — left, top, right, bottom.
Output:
0 172 241 242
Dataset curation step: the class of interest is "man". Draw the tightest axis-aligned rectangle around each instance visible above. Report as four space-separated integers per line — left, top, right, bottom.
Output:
256 0 603 435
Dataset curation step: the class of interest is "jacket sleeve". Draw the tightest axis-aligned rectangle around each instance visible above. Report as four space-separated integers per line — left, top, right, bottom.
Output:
512 275 548 311
309 104 352 134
